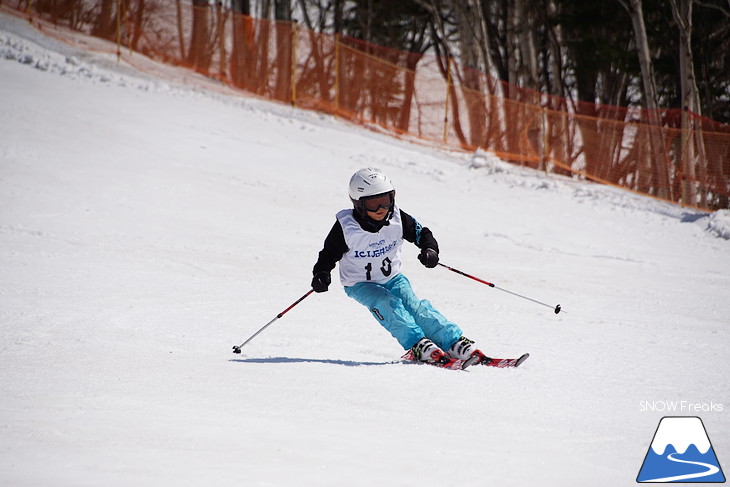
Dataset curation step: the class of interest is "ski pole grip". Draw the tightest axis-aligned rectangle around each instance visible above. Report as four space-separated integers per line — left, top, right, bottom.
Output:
438 263 494 287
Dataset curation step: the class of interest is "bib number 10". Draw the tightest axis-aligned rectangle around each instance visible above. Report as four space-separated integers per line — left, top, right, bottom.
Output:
364 257 392 281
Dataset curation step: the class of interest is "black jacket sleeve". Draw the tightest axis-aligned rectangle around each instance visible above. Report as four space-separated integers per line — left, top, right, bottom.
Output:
400 210 439 253
312 221 348 275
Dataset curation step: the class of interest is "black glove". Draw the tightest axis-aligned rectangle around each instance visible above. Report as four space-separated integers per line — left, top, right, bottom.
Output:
311 271 331 293
418 248 439 268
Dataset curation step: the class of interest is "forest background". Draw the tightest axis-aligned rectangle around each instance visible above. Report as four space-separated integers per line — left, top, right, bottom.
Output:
11 0 730 209
229 0 729 124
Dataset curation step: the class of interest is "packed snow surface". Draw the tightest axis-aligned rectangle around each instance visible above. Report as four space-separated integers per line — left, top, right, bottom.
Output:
1 10 728 487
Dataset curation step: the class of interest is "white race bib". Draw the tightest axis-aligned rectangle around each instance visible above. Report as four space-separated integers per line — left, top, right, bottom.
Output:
336 207 403 286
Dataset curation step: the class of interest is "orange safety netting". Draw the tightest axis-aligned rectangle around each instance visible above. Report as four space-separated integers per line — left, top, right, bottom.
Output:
7 0 729 210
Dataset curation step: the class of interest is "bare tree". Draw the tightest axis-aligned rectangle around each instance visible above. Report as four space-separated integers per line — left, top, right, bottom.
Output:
92 0 116 39
668 0 707 207
273 0 293 102
230 0 252 88
507 0 538 94
618 0 671 199
189 0 212 72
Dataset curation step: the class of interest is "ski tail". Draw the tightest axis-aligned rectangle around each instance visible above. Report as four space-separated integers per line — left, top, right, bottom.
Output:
401 350 479 370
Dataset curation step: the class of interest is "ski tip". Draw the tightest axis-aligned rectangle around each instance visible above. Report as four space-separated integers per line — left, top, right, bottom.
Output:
515 353 530 367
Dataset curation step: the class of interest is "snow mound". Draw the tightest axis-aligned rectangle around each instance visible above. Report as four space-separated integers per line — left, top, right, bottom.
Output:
0 25 164 90
469 149 511 173
468 149 560 192
2 29 96 76
706 209 730 240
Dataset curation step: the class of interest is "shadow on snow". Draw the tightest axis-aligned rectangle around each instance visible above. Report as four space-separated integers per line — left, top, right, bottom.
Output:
230 356 398 367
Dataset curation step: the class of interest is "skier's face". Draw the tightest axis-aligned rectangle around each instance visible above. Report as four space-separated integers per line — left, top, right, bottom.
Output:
361 192 393 221
366 207 389 221
362 193 392 212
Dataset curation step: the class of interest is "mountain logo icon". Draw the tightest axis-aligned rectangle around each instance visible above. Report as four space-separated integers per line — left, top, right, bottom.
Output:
637 416 725 483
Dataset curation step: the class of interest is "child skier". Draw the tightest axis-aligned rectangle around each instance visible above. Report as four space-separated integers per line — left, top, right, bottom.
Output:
311 167 485 366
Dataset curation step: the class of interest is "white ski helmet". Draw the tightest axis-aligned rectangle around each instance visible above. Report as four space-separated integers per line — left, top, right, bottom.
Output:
348 167 395 200
348 168 396 224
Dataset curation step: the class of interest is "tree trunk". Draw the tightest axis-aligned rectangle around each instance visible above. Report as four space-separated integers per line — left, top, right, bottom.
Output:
189 0 211 73
454 0 486 148
92 0 115 39
274 0 293 103
230 0 251 88
619 0 672 200
232 0 250 15
506 0 521 96
130 0 145 52
669 0 706 207
333 0 344 34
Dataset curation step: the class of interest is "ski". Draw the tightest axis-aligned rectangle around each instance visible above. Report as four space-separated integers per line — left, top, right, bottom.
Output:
477 353 530 368
401 351 480 370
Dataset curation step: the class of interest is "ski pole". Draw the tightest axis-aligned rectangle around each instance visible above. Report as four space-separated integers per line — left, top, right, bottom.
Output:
438 263 563 314
232 289 315 354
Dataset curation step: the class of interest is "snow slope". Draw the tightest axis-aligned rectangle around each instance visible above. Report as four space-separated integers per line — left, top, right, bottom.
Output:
1 11 728 487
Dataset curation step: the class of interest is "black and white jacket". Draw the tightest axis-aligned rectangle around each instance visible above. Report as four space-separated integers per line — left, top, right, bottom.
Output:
312 208 439 285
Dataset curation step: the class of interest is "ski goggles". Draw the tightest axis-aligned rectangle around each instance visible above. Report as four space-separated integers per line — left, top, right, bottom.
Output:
362 192 394 212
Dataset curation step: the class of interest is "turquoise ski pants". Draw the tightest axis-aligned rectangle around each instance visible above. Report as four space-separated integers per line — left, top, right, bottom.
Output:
344 273 463 350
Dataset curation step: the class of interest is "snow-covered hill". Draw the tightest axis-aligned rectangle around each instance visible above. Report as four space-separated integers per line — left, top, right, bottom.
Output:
1 11 728 487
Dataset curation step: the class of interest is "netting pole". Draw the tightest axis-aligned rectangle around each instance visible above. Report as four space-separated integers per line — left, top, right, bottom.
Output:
442 57 452 144
291 21 297 107
175 0 186 60
681 111 692 207
218 4 226 82
115 0 121 62
334 33 340 110
542 105 549 174
127 2 133 57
